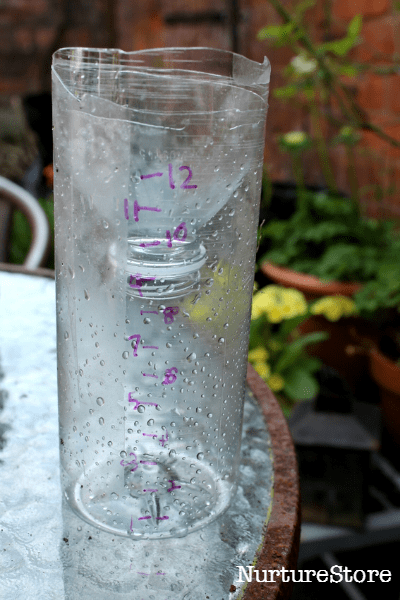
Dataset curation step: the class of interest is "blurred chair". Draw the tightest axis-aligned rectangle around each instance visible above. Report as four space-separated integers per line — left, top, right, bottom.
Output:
0 175 49 269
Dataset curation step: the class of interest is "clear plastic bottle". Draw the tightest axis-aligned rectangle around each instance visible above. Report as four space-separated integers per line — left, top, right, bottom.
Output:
53 47 270 538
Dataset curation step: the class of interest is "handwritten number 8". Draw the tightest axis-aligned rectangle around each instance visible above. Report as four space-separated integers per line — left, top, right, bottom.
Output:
162 367 178 385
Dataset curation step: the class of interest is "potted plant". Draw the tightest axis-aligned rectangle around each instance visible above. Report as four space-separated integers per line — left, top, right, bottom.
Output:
249 283 333 417
349 265 400 446
257 0 400 292
255 0 400 390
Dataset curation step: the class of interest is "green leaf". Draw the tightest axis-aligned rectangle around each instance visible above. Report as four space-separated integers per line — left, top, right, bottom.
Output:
273 85 298 99
321 38 354 57
283 368 319 400
274 331 328 372
293 0 316 18
338 64 361 77
257 22 294 42
296 355 323 373
348 14 362 39
320 16 362 57
262 220 289 240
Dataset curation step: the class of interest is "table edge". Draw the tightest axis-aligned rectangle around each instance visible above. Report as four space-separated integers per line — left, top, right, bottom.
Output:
243 364 301 600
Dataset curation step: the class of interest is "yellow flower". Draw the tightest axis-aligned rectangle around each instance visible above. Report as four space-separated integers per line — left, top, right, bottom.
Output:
282 131 307 145
248 347 269 362
251 285 308 323
268 373 285 392
268 306 285 323
254 361 271 380
311 295 357 322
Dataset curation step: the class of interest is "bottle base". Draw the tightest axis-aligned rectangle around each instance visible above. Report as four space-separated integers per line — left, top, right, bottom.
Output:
63 456 234 539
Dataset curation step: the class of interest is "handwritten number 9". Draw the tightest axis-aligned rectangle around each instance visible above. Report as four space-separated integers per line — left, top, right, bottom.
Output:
163 306 179 324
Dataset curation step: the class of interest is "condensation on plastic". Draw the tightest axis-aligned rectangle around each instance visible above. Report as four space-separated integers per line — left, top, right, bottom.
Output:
52 47 270 539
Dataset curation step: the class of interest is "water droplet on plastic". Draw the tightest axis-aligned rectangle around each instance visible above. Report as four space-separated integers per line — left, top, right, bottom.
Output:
64 331 69 340
147 419 154 426
84 289 90 300
197 452 204 460
122 351 129 359
99 417 105 425
207 413 213 418
186 352 196 362
137 405 145 413
96 397 104 406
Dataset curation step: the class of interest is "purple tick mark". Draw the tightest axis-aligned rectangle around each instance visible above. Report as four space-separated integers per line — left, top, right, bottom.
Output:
140 172 163 180
143 373 158 378
143 345 159 350
133 199 161 222
140 310 158 315
140 461 157 465
167 479 181 493
142 433 157 438
138 516 152 521
129 274 156 297
156 516 169 521
143 489 158 493
128 394 158 410
140 240 161 247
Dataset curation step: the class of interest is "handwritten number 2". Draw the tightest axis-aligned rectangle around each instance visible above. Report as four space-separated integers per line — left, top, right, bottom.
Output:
179 166 197 189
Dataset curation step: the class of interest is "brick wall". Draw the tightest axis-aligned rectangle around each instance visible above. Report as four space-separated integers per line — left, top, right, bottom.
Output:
1 0 399 215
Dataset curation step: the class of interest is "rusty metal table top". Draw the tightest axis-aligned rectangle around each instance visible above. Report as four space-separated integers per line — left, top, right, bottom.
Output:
0 270 299 600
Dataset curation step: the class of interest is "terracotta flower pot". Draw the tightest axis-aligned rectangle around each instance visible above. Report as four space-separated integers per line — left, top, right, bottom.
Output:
369 347 400 446
260 261 368 395
260 261 362 302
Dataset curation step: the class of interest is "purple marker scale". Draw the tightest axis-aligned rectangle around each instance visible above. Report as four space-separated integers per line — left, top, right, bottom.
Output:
53 47 270 539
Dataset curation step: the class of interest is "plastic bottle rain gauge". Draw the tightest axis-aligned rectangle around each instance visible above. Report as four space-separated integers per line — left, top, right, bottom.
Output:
52 47 270 538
